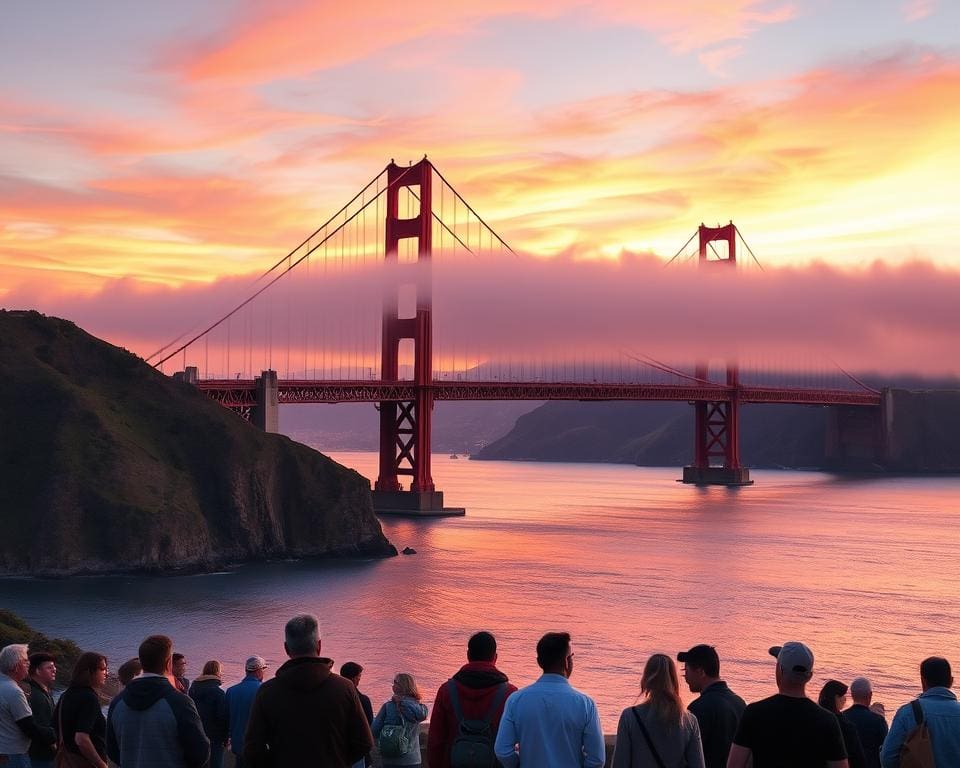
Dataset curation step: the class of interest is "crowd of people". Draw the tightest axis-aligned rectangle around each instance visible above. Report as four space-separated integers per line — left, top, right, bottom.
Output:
1 619 958 767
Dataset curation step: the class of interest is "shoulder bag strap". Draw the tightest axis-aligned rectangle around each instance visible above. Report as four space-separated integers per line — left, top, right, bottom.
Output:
631 706 668 768
910 698 925 726
393 698 409 723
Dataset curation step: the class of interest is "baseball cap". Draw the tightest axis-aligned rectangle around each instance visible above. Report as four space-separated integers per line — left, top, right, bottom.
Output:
768 642 814 679
676 645 720 672
245 655 268 672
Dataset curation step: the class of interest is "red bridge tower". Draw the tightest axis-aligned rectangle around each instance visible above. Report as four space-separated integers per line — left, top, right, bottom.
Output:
682 223 753 486
372 159 464 515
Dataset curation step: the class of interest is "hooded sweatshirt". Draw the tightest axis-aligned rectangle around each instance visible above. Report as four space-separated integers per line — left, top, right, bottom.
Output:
107 674 210 768
244 656 373 768
427 661 518 768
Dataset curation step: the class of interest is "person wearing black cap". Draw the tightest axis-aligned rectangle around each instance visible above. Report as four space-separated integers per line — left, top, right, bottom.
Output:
727 642 848 768
676 645 745 768
818 680 867 768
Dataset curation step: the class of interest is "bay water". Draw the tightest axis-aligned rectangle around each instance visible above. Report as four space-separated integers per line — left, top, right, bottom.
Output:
2 453 958 730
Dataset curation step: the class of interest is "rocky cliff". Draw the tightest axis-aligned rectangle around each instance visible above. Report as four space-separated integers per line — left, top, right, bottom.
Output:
0 311 394 576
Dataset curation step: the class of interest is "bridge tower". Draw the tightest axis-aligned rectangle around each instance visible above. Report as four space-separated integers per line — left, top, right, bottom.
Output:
372 159 464 516
682 223 753 486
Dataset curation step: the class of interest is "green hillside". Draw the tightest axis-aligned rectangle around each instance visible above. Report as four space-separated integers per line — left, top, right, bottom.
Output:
0 310 393 575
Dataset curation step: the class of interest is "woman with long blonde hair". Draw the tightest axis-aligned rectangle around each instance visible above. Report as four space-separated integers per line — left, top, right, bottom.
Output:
372 672 429 767
612 653 705 767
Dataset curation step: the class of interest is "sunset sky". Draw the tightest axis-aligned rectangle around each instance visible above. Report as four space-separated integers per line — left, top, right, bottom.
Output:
2 1 959 371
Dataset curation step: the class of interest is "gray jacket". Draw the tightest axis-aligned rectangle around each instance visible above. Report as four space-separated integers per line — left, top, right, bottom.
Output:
107 675 209 768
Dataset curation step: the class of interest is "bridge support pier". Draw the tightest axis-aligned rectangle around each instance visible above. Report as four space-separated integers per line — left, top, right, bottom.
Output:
681 395 753 486
252 369 279 433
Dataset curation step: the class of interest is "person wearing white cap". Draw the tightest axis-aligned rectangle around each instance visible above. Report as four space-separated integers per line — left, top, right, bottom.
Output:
726 642 849 768
225 655 268 768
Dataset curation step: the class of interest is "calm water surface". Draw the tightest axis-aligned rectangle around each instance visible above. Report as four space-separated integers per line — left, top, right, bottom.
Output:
3 453 959 730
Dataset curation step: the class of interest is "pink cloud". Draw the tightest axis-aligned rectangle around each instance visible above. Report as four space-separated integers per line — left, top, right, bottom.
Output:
699 44 745 76
4 253 959 379
169 1 796 86
903 0 936 21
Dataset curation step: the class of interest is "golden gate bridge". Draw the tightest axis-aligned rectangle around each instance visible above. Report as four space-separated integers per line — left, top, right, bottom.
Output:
149 159 881 514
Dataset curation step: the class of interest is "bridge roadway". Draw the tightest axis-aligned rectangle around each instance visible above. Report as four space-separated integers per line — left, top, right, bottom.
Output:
196 379 881 408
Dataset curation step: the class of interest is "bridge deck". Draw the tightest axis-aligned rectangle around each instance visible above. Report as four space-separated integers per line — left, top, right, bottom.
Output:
196 379 881 408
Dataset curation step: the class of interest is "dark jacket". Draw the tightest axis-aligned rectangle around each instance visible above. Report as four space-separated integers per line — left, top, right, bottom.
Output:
188 676 229 743
843 704 887 768
427 661 518 768
244 656 373 768
26 679 57 760
836 711 867 768
687 680 746 768
107 674 210 768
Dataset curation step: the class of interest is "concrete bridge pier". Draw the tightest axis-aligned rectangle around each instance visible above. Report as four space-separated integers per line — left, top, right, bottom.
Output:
172 365 199 385
824 388 948 472
252 370 279 433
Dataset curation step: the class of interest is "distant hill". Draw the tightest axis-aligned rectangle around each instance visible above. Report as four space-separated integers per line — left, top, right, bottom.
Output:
474 401 828 467
0 311 393 576
475 394 960 471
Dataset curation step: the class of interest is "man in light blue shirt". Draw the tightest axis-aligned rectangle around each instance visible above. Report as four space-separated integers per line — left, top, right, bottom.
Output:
880 656 960 767
494 631 604 768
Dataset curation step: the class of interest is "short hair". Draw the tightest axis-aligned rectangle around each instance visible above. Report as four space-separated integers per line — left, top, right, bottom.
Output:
29 652 57 675
285 614 320 657
920 656 952 688
0 644 28 675
139 635 173 675
70 652 107 688
536 632 571 672
340 661 363 679
172 653 185 664
850 677 872 700
201 660 222 677
117 658 142 686
467 631 497 662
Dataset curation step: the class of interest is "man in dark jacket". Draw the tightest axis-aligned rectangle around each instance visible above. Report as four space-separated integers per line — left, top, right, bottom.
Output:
340 662 373 768
26 652 58 768
428 631 518 768
244 614 372 768
843 677 887 768
678 644 746 768
106 635 209 768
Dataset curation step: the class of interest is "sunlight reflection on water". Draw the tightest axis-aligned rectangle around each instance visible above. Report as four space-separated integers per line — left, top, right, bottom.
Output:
3 453 958 730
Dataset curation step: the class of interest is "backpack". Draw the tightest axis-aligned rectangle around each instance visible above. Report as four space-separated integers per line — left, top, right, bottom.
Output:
377 700 412 758
447 680 510 768
900 699 936 768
